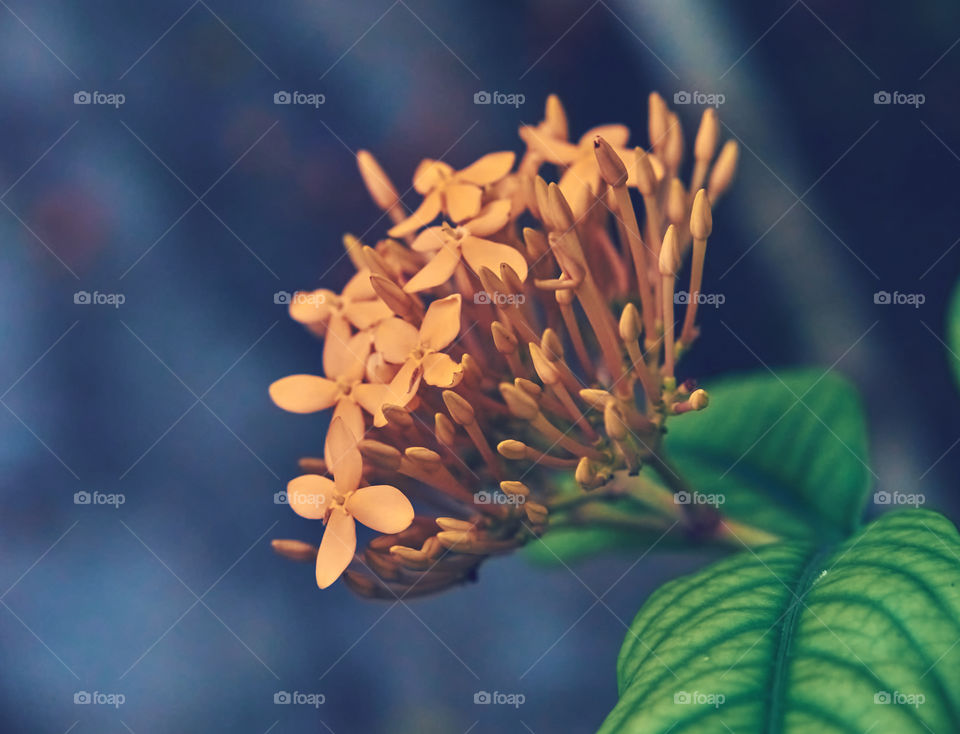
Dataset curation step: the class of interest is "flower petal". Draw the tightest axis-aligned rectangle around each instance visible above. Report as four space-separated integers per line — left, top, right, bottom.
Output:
402 244 461 293
345 485 414 534
456 151 516 185
288 289 332 325
342 269 377 300
323 316 370 380
388 191 442 238
421 351 463 388
410 226 447 253
316 508 356 589
374 317 419 363
444 183 482 223
326 416 362 495
325 397 365 467
344 299 393 331
464 199 512 237
460 236 529 283
354 359 421 426
412 159 453 194
519 126 579 163
287 474 334 520
419 294 462 351
269 374 339 413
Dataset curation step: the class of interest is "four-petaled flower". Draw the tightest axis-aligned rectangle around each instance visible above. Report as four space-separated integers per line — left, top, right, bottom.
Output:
286 417 414 588
387 152 516 238
373 294 464 410
404 202 528 293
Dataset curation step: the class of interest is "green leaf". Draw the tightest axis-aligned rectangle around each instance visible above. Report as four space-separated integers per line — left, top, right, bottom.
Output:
666 369 870 542
947 280 960 387
600 510 960 734
526 369 871 564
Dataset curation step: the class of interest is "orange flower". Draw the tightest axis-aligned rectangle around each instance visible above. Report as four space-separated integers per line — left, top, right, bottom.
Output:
286 417 414 588
521 123 631 215
403 203 528 293
288 268 393 336
373 294 464 400
272 95 740 597
387 152 516 238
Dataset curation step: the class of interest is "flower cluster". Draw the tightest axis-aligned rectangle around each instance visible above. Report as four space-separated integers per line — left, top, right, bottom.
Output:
270 94 739 596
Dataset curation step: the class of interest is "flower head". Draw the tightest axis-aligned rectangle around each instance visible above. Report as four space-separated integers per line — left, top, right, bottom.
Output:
270 94 739 594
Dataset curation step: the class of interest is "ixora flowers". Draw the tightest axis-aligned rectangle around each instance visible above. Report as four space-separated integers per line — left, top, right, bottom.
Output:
270 94 745 595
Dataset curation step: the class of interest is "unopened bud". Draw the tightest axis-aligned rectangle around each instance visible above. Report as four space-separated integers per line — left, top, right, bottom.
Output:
619 303 642 342
689 388 709 410
442 390 476 426
271 539 318 562
659 225 681 277
497 439 529 460
708 140 739 200
690 188 713 240
594 136 628 187
357 150 400 211
499 383 540 420
694 108 719 162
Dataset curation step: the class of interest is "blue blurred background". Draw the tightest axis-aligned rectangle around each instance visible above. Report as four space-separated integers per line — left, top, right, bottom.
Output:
2 0 959 731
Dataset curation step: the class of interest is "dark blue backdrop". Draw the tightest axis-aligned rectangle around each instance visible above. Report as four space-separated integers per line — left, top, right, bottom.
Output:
2 1 959 731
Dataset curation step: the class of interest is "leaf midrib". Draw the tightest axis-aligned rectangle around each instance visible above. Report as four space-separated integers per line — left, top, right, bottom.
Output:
763 545 833 734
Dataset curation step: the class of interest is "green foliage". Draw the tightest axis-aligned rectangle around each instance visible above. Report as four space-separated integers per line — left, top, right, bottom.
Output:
527 369 870 563
600 510 960 733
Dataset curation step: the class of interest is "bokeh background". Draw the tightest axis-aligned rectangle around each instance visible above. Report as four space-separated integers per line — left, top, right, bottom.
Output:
2 1 959 731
